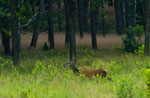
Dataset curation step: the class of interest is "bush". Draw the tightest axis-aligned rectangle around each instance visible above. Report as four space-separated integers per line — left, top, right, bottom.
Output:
32 61 46 75
0 57 13 73
136 44 145 55
122 25 144 53
114 75 135 98
144 68 150 97
137 44 150 56
122 36 141 53
43 42 49 51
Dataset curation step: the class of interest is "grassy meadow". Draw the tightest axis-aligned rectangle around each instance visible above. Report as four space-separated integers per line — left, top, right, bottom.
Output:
0 34 149 98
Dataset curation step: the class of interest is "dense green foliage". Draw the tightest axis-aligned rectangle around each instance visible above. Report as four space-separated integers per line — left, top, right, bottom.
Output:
136 44 150 56
0 48 149 98
114 75 135 98
42 42 49 51
0 0 116 33
0 0 149 97
0 57 14 74
144 68 150 96
122 25 144 52
0 0 11 36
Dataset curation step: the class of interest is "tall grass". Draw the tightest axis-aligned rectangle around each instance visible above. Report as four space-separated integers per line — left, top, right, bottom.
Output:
0 47 149 98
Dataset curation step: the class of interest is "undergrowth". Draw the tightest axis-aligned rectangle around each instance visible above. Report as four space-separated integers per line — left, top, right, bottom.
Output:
0 47 149 98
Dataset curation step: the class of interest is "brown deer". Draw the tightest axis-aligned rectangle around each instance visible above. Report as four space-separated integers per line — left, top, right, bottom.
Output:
64 60 112 81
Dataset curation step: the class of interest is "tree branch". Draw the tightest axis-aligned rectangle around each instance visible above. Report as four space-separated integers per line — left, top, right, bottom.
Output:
20 12 38 28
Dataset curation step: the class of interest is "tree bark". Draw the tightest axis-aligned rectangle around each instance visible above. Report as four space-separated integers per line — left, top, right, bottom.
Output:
57 0 63 32
11 0 19 66
102 0 106 36
18 16 21 53
136 0 144 25
2 32 10 55
108 0 113 6
144 0 150 56
125 0 136 39
83 0 89 32
64 0 76 61
77 0 84 38
65 21 70 47
46 0 55 49
30 0 44 48
70 0 77 33
125 0 136 28
114 0 125 35
64 0 70 47
90 0 98 49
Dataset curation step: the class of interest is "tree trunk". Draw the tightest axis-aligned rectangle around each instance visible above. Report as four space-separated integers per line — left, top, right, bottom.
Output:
77 0 84 38
1 32 4 46
90 0 98 49
64 0 70 47
114 0 125 35
125 0 136 39
18 16 21 53
120 0 126 33
102 0 106 36
64 0 76 61
30 0 44 48
57 0 63 32
2 32 10 55
136 0 144 26
108 0 113 6
125 0 136 28
46 0 55 49
144 0 150 56
11 0 19 66
65 21 70 47
83 0 89 32
70 0 77 33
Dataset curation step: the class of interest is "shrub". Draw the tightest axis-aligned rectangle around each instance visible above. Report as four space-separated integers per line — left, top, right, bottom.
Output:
144 68 150 97
32 61 46 75
114 75 135 98
122 36 141 53
43 42 49 51
0 57 13 73
107 61 124 75
136 44 145 55
122 25 144 53
137 44 150 56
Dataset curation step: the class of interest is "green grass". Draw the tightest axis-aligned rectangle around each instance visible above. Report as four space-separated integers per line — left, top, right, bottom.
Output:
0 47 149 98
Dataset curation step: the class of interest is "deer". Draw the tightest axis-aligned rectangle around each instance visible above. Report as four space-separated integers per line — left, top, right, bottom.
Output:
64 60 112 81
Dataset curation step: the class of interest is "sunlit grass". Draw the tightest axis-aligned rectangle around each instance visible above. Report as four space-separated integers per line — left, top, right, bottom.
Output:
0 47 148 98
